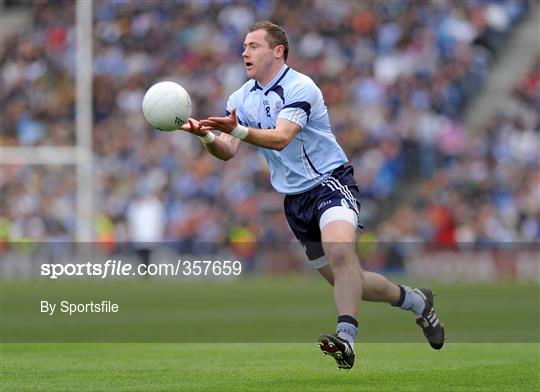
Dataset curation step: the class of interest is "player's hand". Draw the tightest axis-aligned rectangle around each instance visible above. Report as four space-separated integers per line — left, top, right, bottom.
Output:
200 108 238 134
179 118 207 137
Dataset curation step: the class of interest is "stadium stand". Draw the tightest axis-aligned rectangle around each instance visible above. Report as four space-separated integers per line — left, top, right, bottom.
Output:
1 1 537 265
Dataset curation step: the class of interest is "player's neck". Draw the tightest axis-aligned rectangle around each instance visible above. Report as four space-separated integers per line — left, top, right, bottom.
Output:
257 62 286 87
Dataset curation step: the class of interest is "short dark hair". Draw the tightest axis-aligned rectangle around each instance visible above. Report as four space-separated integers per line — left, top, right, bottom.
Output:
248 21 289 61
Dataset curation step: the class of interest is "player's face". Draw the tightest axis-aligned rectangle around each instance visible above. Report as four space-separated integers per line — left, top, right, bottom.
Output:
242 29 276 83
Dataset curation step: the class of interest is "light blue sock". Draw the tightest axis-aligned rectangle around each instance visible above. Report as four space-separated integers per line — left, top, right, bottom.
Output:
399 285 426 317
336 315 358 348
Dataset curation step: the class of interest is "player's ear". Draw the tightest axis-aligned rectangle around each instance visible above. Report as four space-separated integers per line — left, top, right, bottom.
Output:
274 45 284 59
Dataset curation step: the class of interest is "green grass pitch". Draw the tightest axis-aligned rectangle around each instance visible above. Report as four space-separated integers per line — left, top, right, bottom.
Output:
1 275 539 391
2 343 538 391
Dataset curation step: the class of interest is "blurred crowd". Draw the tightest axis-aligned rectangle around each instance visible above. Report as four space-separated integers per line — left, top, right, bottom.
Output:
379 55 539 246
1 0 537 261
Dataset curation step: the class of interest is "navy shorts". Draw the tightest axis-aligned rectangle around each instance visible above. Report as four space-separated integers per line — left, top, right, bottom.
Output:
284 164 362 260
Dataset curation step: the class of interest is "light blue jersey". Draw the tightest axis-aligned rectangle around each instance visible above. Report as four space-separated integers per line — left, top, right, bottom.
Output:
226 65 348 194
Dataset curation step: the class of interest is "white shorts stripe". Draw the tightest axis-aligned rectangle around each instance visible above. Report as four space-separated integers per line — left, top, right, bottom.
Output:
323 180 336 191
327 177 356 208
326 176 359 215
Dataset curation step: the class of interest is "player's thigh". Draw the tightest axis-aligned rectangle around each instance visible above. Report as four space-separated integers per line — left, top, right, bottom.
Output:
320 204 358 245
320 219 356 243
321 219 357 266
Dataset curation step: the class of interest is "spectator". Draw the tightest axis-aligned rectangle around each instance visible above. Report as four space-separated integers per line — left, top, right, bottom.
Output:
126 190 165 268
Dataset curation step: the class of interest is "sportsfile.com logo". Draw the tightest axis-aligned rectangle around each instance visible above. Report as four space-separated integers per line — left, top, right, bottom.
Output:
40 260 242 279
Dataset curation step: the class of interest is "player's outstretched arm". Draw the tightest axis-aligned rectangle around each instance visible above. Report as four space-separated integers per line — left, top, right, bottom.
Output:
179 118 240 161
200 108 300 151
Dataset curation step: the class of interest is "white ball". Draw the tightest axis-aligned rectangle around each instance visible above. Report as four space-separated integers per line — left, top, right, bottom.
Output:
142 81 192 131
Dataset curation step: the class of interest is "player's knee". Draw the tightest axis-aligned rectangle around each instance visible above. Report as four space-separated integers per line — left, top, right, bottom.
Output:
326 246 356 270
